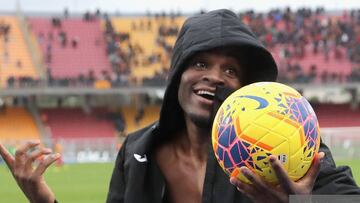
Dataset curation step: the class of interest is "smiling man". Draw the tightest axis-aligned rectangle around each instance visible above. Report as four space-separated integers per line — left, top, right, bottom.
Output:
0 9 359 203
177 49 243 128
105 9 360 203
154 48 244 203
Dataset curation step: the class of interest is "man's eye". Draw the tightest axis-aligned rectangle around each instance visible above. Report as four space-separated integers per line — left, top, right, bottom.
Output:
225 68 237 76
193 62 207 69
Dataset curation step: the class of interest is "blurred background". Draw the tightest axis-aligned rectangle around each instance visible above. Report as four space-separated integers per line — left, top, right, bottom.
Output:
0 0 360 202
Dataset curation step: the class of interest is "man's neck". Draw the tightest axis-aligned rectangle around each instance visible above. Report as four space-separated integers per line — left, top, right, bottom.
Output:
176 117 211 161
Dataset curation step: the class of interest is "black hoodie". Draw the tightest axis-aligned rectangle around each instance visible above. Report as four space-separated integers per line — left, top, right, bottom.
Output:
106 9 360 203
158 9 277 138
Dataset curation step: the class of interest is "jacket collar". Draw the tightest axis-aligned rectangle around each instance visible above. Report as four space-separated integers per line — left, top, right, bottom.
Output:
132 122 160 155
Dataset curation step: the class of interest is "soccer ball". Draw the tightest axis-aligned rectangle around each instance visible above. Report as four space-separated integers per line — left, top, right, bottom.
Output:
212 82 320 184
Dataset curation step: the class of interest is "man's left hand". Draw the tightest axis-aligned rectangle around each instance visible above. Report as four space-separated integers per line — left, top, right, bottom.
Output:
230 152 325 203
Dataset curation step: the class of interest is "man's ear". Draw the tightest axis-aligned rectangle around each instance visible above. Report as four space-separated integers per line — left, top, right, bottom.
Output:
210 85 237 122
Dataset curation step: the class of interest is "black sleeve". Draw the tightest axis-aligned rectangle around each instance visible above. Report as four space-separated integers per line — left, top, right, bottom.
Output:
106 138 128 203
313 140 360 194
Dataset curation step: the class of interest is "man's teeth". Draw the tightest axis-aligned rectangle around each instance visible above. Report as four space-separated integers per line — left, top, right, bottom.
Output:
197 90 215 96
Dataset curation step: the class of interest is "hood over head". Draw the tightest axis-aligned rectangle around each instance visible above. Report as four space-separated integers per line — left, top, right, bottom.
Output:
157 9 278 137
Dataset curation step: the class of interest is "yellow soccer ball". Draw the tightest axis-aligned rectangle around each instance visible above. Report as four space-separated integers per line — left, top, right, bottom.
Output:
212 82 320 184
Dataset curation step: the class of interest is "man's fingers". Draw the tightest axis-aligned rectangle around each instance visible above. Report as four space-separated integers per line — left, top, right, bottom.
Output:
15 141 41 157
25 148 53 171
0 143 15 170
230 177 257 201
269 155 294 194
33 153 61 177
301 152 325 186
15 141 41 169
239 167 268 192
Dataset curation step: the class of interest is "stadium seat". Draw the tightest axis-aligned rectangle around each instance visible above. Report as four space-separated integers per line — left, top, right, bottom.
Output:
0 107 41 145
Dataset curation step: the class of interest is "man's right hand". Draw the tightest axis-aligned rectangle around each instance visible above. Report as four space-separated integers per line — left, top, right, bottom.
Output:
0 141 60 203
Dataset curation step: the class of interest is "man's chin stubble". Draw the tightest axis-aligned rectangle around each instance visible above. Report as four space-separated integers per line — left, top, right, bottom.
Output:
188 113 212 131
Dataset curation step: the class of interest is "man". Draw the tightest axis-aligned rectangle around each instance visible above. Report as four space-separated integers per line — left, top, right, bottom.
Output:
0 9 359 203
105 9 360 203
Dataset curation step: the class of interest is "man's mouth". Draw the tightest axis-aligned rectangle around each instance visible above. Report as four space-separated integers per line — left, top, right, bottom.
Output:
195 90 215 101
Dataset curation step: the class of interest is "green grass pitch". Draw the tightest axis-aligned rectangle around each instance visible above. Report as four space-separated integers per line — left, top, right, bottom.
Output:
335 159 360 185
0 160 359 203
0 163 114 203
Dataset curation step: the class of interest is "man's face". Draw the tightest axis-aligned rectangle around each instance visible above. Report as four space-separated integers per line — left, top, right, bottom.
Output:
178 50 243 128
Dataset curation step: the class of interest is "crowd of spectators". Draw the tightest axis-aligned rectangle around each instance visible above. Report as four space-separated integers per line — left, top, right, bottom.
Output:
103 13 131 84
2 8 360 88
239 7 360 83
37 15 81 57
0 20 11 64
104 11 177 86
141 13 181 85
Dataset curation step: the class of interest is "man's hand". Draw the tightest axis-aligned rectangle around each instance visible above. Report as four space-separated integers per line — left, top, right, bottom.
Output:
0 141 60 203
230 152 325 203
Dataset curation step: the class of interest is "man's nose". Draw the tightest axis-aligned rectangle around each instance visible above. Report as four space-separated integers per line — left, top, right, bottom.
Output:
202 67 225 85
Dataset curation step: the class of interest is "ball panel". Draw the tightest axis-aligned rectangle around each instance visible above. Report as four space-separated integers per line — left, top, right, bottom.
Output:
232 168 252 183
288 159 313 181
239 121 272 142
288 128 306 157
289 144 307 171
266 142 290 168
253 111 288 131
267 116 301 140
259 167 278 184
217 119 236 148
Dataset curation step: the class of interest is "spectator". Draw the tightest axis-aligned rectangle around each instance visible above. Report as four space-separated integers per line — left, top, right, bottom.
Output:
0 98 5 113
309 64 318 82
58 30 67 47
51 18 61 27
134 107 144 125
6 76 15 88
87 70 96 86
71 37 79 48
16 60 22 69
63 8 69 19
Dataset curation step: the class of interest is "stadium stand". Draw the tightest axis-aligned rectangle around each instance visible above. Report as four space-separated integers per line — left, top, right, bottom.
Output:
271 45 353 83
102 10 360 85
0 107 41 144
120 105 160 134
119 106 139 134
27 17 111 79
2 9 358 87
315 104 360 127
243 9 360 83
141 105 161 126
0 16 38 87
110 16 185 83
41 108 116 139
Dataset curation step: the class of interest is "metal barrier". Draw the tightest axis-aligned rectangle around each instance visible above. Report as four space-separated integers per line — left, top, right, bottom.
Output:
321 127 360 160
52 137 122 163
